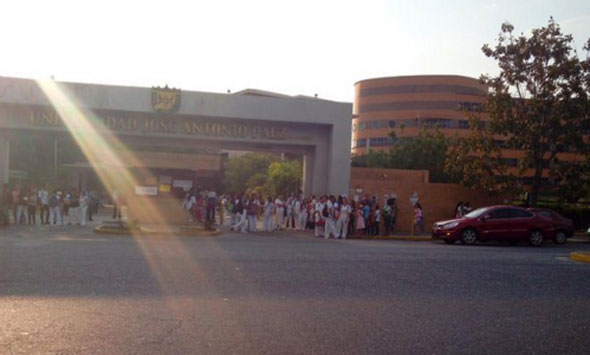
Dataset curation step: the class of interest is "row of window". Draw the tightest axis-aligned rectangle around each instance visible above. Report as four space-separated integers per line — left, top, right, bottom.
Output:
353 137 415 148
358 101 485 113
352 118 485 132
359 84 486 98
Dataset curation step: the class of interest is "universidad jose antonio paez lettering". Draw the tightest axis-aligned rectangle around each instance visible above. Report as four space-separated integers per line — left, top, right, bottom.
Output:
28 109 288 140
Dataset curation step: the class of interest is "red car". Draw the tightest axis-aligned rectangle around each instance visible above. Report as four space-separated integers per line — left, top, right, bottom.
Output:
432 205 554 246
527 208 574 244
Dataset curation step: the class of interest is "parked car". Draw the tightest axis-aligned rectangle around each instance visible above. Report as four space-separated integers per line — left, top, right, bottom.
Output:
432 205 554 246
527 208 573 244
586 227 590 242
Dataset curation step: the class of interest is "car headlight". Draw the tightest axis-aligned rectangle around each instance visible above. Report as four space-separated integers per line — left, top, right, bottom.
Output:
442 222 459 230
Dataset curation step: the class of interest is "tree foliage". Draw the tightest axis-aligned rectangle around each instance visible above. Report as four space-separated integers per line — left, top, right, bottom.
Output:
223 153 302 197
352 128 454 182
447 19 590 204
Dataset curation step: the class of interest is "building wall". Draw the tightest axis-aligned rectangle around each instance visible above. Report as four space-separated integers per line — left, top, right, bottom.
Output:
352 75 487 155
0 76 352 196
350 167 505 233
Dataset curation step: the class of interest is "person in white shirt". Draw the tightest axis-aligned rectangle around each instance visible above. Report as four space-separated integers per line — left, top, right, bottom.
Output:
293 197 302 230
324 195 338 239
38 187 49 224
263 196 275 232
275 195 285 231
79 192 89 226
299 199 308 231
285 195 295 229
314 195 327 238
337 197 352 239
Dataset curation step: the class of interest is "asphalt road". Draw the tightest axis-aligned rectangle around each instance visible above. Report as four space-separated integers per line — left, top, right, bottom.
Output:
1 225 589 355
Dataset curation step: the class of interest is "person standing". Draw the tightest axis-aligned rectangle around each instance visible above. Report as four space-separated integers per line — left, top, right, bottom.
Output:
336 197 351 239
232 198 248 233
263 196 275 232
79 191 89 226
11 186 20 224
314 196 326 238
293 197 302 230
299 198 308 231
230 194 240 230
275 195 285 231
27 189 37 225
68 191 80 225
247 193 260 233
413 203 425 235
38 186 49 224
355 203 366 236
374 204 381 236
48 191 61 226
112 189 121 219
324 195 338 239
16 188 28 225
455 202 464 219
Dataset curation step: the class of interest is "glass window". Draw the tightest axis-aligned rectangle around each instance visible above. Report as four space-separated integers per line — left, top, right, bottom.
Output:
388 120 396 128
512 209 534 218
488 208 513 219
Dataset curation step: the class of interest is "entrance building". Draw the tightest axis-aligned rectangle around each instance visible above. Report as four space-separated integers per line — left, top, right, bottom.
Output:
0 77 352 196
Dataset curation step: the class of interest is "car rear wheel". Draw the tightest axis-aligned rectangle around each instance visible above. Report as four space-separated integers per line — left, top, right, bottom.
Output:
553 231 567 245
460 229 478 245
529 230 544 246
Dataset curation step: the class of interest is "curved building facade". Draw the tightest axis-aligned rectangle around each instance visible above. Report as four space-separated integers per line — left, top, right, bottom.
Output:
352 75 487 155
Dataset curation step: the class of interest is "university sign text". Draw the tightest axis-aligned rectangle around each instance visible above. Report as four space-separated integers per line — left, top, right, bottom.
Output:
28 110 288 140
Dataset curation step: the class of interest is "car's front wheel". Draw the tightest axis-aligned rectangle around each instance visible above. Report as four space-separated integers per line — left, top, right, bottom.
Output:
460 229 478 245
529 230 544 246
553 230 567 245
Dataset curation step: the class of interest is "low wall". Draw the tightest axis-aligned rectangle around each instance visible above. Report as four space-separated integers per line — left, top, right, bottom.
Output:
350 168 505 233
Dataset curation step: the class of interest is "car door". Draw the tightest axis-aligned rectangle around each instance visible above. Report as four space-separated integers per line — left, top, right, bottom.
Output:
479 208 513 240
509 208 535 239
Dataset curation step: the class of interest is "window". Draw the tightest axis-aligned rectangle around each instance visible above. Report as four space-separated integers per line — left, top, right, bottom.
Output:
512 209 534 218
488 209 513 219
458 120 470 129
388 120 396 128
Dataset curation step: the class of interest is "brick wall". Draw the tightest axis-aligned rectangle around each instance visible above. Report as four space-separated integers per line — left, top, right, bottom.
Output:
350 167 505 233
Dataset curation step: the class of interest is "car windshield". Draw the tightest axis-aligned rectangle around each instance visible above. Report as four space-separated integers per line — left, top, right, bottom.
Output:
464 207 490 219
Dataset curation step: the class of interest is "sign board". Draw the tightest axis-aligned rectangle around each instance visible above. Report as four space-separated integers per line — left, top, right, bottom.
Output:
173 179 193 189
135 186 158 196
159 184 171 193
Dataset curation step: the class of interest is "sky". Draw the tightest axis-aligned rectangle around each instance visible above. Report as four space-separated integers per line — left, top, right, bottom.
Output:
1 0 589 102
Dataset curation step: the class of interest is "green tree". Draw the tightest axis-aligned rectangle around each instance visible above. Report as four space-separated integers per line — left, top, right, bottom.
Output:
351 128 453 183
223 153 302 197
223 153 278 193
266 160 303 197
447 19 590 205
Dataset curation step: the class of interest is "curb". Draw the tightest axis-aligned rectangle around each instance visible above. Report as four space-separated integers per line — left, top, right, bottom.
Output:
569 252 590 264
94 225 221 237
350 236 434 242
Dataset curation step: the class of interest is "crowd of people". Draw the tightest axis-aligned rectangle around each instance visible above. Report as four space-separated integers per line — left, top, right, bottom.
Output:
201 192 416 238
0 184 101 227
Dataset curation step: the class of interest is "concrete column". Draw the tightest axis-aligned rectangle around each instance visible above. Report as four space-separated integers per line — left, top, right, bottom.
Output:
302 153 314 196
326 124 352 196
0 136 9 191
0 137 9 182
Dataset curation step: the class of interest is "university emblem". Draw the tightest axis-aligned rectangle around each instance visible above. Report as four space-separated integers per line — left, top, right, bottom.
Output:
151 86 181 112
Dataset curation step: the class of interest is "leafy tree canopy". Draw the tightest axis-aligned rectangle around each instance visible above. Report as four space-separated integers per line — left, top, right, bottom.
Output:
446 18 590 204
352 128 454 183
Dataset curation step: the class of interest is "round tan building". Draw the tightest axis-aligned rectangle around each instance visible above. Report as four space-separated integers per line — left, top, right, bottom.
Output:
352 75 487 155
